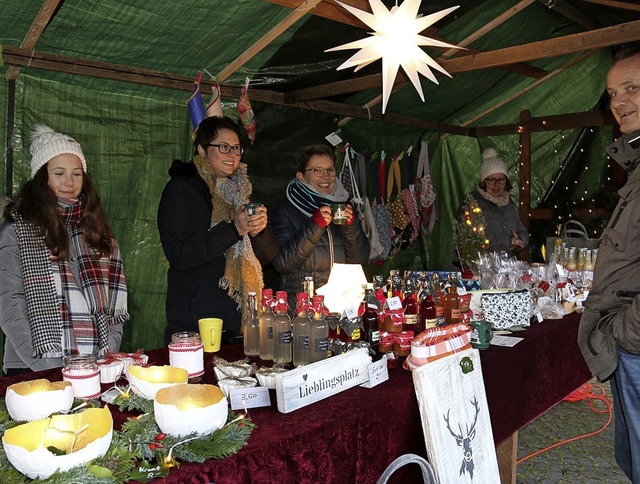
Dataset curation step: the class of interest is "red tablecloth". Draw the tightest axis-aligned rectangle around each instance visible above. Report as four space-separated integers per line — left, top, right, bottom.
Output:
0 313 591 483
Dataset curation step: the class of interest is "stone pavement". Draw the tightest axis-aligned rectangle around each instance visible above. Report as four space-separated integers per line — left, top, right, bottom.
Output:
516 379 630 483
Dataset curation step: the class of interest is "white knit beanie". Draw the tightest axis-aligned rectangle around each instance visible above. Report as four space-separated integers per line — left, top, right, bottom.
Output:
29 124 87 177
479 148 508 181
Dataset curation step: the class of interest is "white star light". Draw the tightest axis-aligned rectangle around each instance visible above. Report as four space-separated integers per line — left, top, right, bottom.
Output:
326 0 461 113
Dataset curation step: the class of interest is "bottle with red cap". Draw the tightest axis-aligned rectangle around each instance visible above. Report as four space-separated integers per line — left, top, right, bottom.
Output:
309 294 329 363
273 291 292 363
293 292 311 366
259 288 275 361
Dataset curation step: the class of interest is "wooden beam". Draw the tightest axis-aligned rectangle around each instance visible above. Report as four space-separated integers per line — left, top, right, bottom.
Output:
458 52 593 129
536 0 602 30
285 53 548 104
5 0 62 80
264 0 372 29
217 0 323 82
578 0 640 13
441 0 536 59
474 110 614 137
285 97 475 135
1 45 283 103
440 19 640 73
2 45 472 133
285 16 639 103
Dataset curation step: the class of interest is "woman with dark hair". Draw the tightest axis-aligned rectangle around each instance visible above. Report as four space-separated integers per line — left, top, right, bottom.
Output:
458 147 529 255
0 124 129 373
157 116 277 344
271 144 370 307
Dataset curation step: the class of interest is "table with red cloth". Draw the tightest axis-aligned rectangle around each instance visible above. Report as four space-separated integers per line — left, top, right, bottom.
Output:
0 313 591 484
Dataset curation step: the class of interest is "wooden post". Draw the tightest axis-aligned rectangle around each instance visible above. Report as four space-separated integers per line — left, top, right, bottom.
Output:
496 431 518 484
519 110 532 262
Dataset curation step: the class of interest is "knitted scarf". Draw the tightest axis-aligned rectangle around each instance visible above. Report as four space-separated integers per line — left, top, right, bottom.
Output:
13 197 129 358
286 178 349 216
193 154 263 317
476 185 510 208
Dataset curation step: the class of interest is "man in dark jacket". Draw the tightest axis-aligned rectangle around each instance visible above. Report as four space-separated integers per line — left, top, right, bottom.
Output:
578 42 640 482
271 144 370 310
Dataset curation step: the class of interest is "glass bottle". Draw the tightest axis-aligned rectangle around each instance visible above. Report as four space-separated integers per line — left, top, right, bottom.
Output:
293 292 311 366
361 285 380 355
419 288 437 330
402 278 419 333
583 249 594 271
243 291 260 357
169 331 204 382
433 275 445 320
272 291 292 363
309 295 329 363
444 284 460 326
259 288 275 361
62 354 101 399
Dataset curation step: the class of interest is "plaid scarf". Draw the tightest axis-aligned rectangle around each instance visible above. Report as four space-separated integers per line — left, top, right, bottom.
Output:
193 155 263 317
13 198 128 358
286 178 349 217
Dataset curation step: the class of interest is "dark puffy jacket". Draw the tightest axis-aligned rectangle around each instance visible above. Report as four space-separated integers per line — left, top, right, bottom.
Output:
157 160 277 344
271 200 370 306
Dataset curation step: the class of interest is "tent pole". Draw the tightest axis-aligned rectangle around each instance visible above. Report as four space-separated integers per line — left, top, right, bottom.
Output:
519 109 532 262
5 78 15 199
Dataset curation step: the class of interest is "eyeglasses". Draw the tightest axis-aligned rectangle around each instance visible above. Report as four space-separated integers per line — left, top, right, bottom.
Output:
485 177 507 186
305 167 337 177
207 142 244 155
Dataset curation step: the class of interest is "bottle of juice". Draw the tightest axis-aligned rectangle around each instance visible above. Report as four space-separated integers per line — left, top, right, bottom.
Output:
259 288 275 360
243 291 260 356
309 295 329 363
292 292 311 366
272 291 292 363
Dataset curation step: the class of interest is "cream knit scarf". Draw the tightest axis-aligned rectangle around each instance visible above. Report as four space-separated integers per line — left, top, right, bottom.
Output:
476 185 510 208
193 154 263 316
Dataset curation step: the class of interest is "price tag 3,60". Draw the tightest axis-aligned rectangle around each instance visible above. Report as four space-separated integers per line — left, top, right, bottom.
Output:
230 386 271 410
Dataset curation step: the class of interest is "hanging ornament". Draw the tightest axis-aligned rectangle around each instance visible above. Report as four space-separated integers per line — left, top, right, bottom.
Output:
326 0 461 113
237 77 256 144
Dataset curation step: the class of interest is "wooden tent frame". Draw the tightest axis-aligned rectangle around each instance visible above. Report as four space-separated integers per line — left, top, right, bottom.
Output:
2 0 638 260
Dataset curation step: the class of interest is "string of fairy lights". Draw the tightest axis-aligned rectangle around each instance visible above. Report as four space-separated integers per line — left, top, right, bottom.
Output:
514 126 613 239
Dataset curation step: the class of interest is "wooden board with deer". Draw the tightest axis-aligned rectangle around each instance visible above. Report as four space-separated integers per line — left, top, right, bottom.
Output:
412 348 500 483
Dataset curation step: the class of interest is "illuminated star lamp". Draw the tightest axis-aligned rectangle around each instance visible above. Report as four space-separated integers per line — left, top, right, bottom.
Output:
316 263 368 314
326 0 461 113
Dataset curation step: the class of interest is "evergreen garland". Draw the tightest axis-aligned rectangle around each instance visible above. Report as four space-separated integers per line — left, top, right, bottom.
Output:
454 194 490 271
0 392 254 484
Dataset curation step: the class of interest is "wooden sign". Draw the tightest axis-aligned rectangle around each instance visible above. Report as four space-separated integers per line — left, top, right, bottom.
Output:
275 348 371 413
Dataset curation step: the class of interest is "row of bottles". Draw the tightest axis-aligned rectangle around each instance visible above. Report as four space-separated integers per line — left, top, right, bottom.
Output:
243 271 468 365
244 289 330 366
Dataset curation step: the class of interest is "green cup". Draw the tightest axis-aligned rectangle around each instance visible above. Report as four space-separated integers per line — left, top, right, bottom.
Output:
331 203 347 225
470 320 493 350
244 202 263 216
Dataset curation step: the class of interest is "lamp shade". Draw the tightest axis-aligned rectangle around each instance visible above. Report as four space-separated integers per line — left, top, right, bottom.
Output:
316 263 368 314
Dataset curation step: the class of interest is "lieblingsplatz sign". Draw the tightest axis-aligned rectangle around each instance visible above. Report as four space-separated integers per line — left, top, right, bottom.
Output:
275 348 372 413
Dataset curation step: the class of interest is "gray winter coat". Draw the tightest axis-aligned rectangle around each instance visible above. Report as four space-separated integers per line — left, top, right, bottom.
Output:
578 130 640 381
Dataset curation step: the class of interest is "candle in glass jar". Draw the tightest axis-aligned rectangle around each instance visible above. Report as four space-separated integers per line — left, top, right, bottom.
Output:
62 354 101 399
169 332 204 383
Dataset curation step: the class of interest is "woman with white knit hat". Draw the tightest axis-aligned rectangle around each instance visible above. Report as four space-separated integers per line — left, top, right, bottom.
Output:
0 124 129 373
458 147 529 255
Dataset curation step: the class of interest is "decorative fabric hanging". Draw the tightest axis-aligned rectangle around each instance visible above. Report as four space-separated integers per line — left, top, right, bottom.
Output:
416 140 437 234
206 80 223 118
237 77 256 144
187 72 206 133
